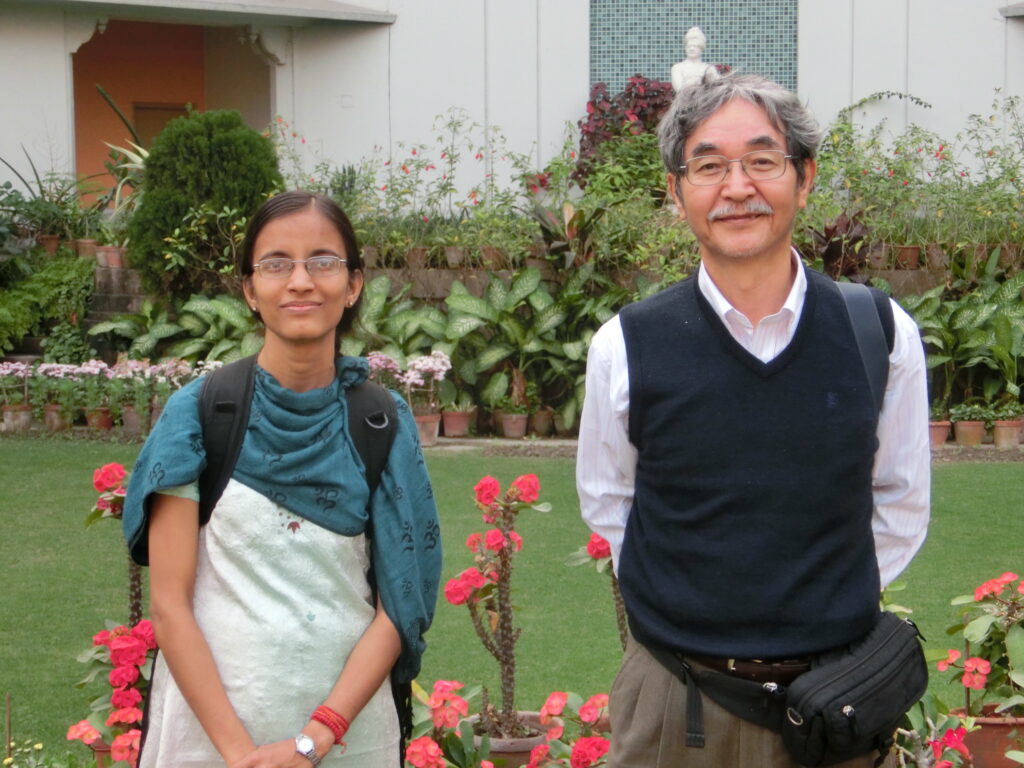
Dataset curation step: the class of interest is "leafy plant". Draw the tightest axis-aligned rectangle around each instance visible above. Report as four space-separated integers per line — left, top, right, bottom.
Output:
165 294 262 363
87 299 184 360
345 274 447 359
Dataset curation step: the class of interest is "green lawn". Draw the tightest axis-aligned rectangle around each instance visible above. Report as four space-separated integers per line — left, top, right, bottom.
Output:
1 435 1021 754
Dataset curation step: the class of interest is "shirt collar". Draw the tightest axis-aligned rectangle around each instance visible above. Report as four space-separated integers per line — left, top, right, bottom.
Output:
696 248 807 328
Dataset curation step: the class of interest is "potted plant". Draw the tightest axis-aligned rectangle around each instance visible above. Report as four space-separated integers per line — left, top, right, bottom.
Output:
443 474 551 745
33 362 79 431
440 388 477 438
949 402 994 447
495 397 528 439
930 402 952 448
368 349 452 446
0 361 32 432
75 360 114 429
992 401 1023 450
934 571 1024 765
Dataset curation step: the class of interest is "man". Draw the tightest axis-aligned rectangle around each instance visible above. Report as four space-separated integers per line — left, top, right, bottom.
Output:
576 74 930 767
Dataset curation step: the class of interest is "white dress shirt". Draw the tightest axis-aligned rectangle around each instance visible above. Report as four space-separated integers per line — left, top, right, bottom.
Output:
576 255 931 587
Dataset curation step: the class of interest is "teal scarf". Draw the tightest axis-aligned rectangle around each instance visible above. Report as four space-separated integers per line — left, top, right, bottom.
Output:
123 356 441 682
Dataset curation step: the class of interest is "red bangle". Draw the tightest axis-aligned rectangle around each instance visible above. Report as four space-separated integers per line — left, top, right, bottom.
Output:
312 705 349 746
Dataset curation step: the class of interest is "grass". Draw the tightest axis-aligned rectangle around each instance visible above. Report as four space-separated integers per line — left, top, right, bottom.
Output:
1 435 1022 752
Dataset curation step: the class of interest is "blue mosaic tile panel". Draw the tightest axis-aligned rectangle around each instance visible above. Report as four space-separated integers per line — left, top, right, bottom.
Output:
590 0 798 92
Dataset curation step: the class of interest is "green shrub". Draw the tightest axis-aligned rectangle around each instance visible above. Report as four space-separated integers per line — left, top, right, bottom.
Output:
128 110 282 296
0 255 94 353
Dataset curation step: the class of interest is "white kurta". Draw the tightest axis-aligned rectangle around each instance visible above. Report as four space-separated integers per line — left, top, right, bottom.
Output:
140 479 400 768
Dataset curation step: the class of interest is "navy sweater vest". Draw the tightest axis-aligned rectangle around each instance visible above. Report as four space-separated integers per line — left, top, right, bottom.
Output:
618 268 881 658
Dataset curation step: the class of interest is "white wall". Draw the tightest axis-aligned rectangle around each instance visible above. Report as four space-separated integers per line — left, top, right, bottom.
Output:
0 6 77 183
265 0 590 190
799 0 1022 140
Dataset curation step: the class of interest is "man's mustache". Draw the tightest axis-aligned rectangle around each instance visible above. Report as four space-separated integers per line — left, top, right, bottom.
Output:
707 201 774 221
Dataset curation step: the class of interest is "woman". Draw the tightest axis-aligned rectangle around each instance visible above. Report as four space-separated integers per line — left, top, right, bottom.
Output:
123 190 442 768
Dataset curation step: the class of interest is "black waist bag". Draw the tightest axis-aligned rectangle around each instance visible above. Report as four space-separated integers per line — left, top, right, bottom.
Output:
781 612 928 767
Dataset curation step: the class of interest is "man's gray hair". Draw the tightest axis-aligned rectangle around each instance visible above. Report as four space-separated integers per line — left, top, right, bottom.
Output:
658 73 822 187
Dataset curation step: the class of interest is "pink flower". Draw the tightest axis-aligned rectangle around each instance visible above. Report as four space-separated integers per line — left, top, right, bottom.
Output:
579 693 609 723
111 686 143 708
459 567 487 590
131 619 157 650
509 531 523 551
964 657 991 674
546 724 564 740
939 727 971 759
484 529 507 552
92 629 111 647
481 504 500 524
511 474 540 503
997 571 1019 585
111 729 142 766
444 576 473 605
109 635 148 668
540 691 568 722
432 679 463 695
586 533 611 560
936 648 961 672
66 720 101 745
109 664 140 687
466 532 483 552
93 463 126 492
975 578 1004 600
405 736 445 768
526 744 550 768
481 762 494 768
570 736 611 768
429 692 469 728
962 671 987 690
475 476 501 506
106 706 144 726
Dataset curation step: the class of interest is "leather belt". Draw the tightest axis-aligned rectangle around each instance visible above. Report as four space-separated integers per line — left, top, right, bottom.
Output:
683 653 812 685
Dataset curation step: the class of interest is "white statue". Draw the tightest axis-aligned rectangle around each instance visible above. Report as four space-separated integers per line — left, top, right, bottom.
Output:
671 27 719 92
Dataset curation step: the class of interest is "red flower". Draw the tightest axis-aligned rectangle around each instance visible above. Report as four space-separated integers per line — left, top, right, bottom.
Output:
111 686 143 709
405 736 445 768
444 576 473 605
962 671 987 690
109 664 140 687
466 532 483 552
939 727 971 759
964 657 991 674
109 635 148 668
131 619 157 650
111 729 142 766
936 648 961 671
511 474 540 503
586 533 611 560
997 571 1019 585
459 567 487 590
539 691 568 722
509 531 523 551
66 720 101 745
92 629 111 647
106 706 144 726
93 463 126 492
570 736 611 768
402 164 410 174
474 476 501 506
579 693 609 723
475 152 484 160
484 529 507 552
526 744 550 768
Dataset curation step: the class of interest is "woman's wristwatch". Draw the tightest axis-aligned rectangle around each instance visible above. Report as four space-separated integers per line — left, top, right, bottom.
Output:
294 734 321 766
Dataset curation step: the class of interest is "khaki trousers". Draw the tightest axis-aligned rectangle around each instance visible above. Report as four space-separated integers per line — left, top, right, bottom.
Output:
608 636 896 768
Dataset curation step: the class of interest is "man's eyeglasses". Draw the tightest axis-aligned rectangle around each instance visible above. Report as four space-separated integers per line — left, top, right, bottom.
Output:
680 150 794 186
253 255 347 279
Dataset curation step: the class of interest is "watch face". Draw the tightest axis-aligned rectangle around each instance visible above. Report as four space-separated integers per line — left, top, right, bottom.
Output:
296 735 314 752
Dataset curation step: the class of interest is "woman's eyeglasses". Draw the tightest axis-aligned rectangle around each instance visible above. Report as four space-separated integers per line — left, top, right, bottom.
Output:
253 255 347 279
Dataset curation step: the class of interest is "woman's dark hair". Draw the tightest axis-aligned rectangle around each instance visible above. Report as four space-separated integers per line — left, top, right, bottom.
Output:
238 189 364 339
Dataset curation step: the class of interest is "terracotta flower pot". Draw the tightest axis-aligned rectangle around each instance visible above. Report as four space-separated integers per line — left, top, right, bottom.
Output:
121 404 146 437
441 409 474 437
43 403 70 432
929 420 951 448
37 233 61 254
953 707 1024 768
445 246 466 268
414 412 441 446
993 420 1022 450
529 407 554 437
405 246 428 269
499 412 528 439
85 406 114 430
953 420 986 447
894 245 921 270
75 238 98 260
2 404 33 433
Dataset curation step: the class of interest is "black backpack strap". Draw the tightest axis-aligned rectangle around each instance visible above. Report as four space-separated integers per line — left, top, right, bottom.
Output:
345 379 398 495
835 282 892 416
197 355 257 526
